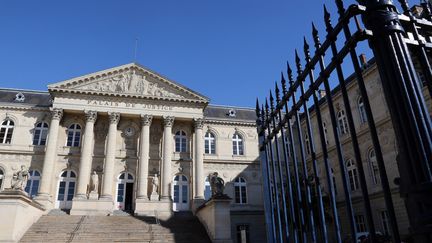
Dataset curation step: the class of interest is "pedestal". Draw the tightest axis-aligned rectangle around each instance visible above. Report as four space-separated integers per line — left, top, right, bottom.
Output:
192 198 206 213
134 199 173 220
0 189 45 242
88 191 98 200
150 192 159 201
195 197 233 243
70 197 114 216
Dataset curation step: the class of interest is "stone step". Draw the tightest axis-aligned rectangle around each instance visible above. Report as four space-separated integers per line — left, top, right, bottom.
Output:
20 214 211 243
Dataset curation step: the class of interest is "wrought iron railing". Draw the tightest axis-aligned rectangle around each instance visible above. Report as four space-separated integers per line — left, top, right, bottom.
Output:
256 1 432 242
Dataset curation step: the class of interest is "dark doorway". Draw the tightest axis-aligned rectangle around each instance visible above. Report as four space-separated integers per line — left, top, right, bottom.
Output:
124 182 133 212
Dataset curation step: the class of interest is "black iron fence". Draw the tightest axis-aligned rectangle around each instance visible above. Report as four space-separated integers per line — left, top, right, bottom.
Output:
256 1 432 242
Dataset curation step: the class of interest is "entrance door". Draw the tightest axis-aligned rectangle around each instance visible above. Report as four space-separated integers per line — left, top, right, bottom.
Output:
172 174 189 211
116 172 134 211
56 170 76 209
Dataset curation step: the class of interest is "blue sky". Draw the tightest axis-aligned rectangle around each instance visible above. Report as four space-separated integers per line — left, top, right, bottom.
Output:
0 0 365 108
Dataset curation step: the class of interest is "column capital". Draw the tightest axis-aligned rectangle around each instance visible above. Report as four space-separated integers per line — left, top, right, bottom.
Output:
140 114 153 126
108 112 120 124
50 108 63 121
85 110 98 123
193 118 204 130
163 116 175 127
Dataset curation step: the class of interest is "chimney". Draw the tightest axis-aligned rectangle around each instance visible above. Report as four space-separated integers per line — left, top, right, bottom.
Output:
359 53 367 68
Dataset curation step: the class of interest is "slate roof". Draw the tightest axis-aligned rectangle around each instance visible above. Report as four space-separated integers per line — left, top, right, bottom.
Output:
0 88 256 122
0 88 52 108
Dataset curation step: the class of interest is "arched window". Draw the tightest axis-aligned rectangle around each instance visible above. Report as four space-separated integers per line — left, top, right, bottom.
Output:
66 124 81 147
322 122 329 145
204 132 216 154
56 170 76 209
358 97 367 123
25 170 41 198
175 130 187 152
337 110 349 135
234 177 247 204
0 119 14 144
116 172 134 211
173 174 189 211
369 149 380 185
33 122 49 145
346 159 359 191
232 133 244 156
0 168 4 190
304 131 310 155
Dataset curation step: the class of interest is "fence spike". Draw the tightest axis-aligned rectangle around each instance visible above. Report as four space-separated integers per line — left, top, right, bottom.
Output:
264 99 270 119
295 49 303 76
287 62 294 85
255 98 261 118
275 82 281 103
281 72 288 95
269 90 275 112
261 104 265 121
312 22 321 50
335 0 345 17
324 5 333 33
398 0 409 12
304 37 311 62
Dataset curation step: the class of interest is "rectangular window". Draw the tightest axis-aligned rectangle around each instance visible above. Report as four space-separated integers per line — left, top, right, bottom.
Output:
355 214 367 232
33 130 41 145
236 225 250 243
67 182 75 201
117 184 124 202
57 181 66 200
173 185 179 203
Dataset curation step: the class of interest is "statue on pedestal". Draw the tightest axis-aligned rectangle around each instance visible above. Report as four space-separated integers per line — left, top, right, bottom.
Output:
150 174 159 201
11 165 29 191
208 172 227 198
88 171 99 200
90 171 99 193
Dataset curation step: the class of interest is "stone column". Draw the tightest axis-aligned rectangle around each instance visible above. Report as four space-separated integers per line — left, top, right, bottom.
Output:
161 116 174 201
137 114 152 199
100 112 120 200
194 118 205 199
75 110 97 199
37 108 63 200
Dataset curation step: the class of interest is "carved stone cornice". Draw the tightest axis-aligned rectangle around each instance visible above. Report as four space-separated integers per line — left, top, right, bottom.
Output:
51 108 63 121
162 116 175 127
108 112 120 124
85 110 98 123
140 114 153 127
193 118 204 130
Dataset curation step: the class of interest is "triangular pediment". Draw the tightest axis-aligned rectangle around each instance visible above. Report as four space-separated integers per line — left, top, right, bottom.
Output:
48 63 209 103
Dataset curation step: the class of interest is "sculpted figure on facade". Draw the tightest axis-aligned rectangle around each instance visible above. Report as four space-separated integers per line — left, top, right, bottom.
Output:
208 172 225 198
90 171 99 193
152 174 159 194
76 69 184 99
10 165 29 191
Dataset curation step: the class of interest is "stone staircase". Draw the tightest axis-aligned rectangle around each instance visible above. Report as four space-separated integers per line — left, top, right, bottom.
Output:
20 212 211 243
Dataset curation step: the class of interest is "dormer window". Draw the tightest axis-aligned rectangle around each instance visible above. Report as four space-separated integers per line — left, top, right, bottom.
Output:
228 109 236 117
15 92 25 102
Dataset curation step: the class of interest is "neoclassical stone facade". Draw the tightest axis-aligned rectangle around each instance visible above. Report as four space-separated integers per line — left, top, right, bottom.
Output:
0 63 266 242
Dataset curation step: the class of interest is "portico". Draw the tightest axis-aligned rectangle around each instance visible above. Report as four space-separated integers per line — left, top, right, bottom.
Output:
34 63 209 216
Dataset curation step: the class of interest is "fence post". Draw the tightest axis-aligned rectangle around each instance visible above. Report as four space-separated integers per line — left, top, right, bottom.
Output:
360 0 432 241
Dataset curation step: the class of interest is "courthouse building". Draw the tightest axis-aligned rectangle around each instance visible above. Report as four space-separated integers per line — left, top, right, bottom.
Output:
0 63 266 242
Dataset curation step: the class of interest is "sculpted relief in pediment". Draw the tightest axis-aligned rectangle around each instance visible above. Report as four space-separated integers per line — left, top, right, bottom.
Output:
75 70 184 99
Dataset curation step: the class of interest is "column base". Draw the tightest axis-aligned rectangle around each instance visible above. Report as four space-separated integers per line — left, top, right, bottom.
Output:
70 197 114 216
99 194 113 200
135 198 173 220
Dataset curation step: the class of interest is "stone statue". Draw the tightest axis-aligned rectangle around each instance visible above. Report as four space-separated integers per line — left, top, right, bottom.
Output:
90 171 99 193
152 174 159 194
11 165 29 191
208 172 225 198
